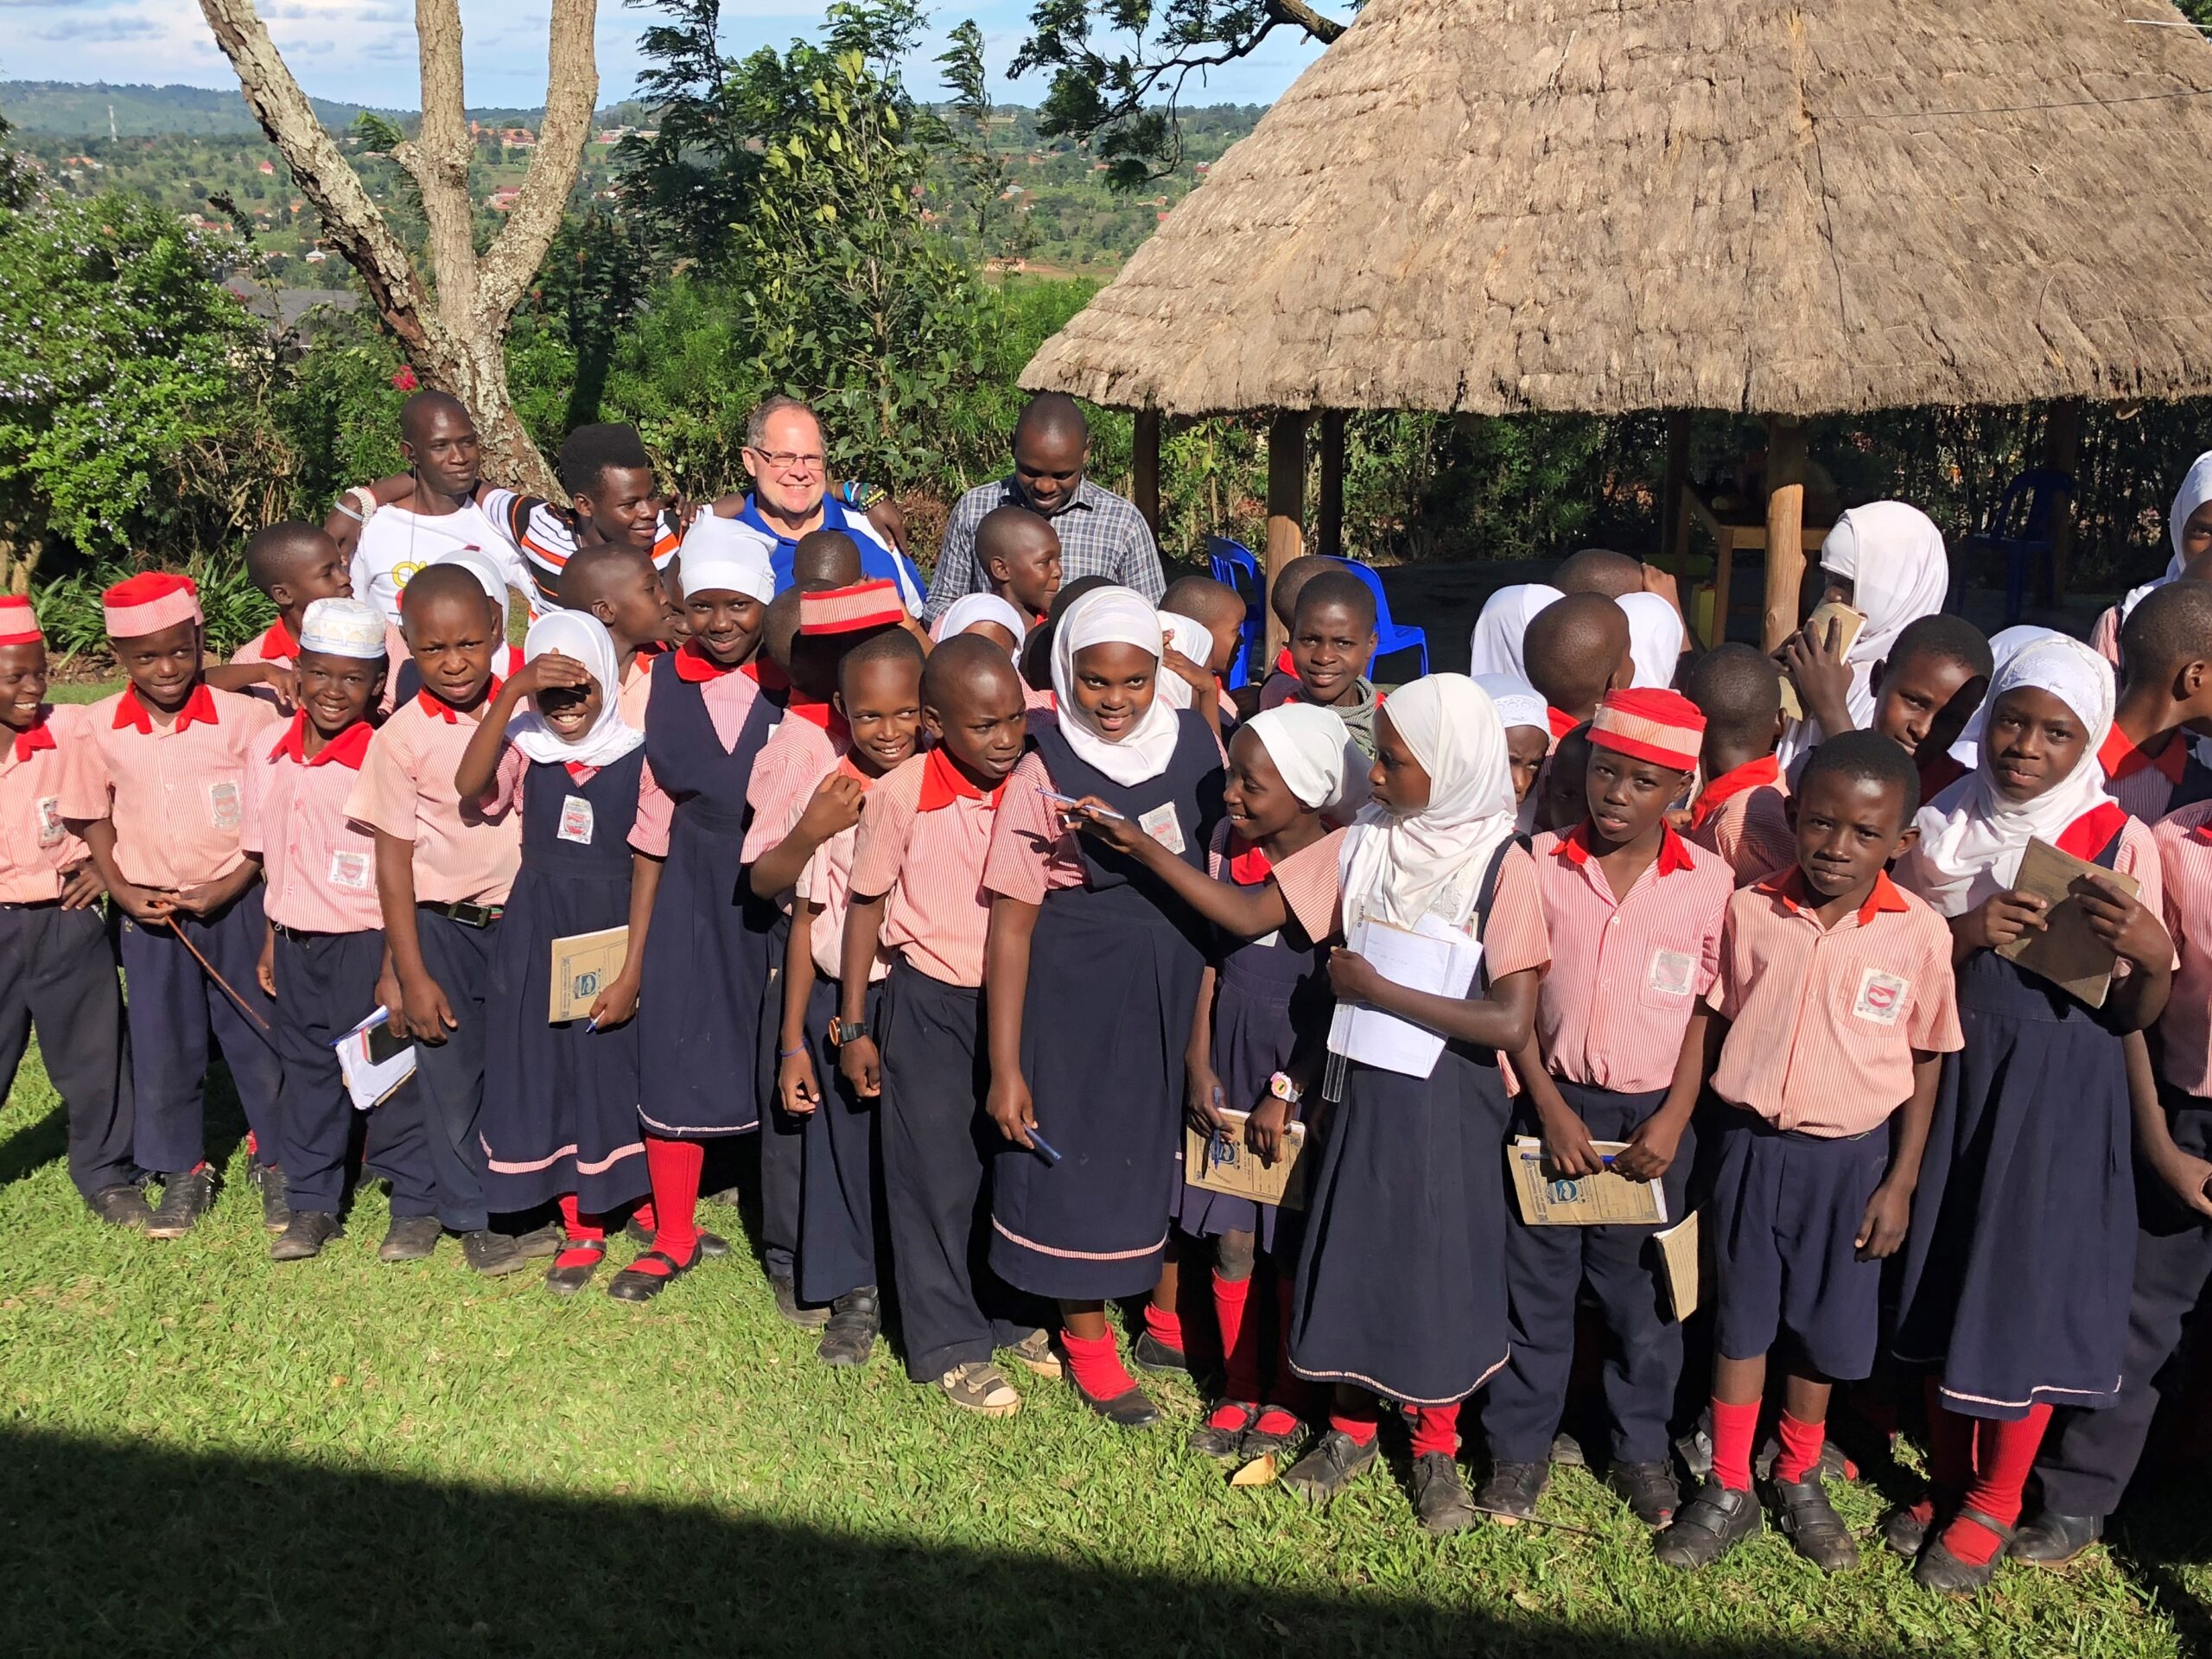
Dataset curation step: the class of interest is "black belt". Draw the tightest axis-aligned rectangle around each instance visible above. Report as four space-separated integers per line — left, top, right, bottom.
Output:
0 898 61 912
417 899 503 929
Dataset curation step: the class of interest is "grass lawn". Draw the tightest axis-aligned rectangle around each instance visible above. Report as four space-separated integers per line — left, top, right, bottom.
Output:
2 1046 2208 1658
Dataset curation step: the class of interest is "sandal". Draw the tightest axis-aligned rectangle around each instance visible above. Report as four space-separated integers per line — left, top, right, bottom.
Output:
606 1244 702 1303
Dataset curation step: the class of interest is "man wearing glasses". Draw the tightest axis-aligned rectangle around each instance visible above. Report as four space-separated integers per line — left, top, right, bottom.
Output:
714 396 924 608
922 391 1164 624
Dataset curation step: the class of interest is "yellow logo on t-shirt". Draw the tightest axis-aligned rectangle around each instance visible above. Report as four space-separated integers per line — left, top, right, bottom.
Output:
391 560 426 591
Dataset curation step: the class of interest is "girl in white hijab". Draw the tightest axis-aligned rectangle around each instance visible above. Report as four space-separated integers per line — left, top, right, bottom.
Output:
2091 452 2212 666
1618 592 1687 690
1155 608 1221 714
931 592 1027 658
505 610 645 771
1044 586 1185 787
1940 624 2062 777
1468 584 1563 681
1281 674 1552 1510
1475 672 1551 832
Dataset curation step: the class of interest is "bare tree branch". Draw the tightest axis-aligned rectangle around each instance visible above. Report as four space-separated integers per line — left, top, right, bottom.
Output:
480 0 599 326
408 0 481 328
1271 0 1344 42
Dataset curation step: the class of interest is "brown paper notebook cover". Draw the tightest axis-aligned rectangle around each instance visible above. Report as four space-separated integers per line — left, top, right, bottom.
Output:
1994 836 2138 1009
1185 1111 1307 1210
549 925 630 1024
1778 601 1866 723
1507 1138 1669 1226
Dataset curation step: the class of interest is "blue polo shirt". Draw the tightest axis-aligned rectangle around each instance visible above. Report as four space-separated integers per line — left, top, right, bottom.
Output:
737 495 924 609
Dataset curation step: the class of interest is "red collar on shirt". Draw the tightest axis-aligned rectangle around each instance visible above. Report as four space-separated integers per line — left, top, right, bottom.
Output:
414 677 501 724
1761 865 1910 925
1689 753 1780 830
2056 802 2132 863
1554 820 1696 876
256 618 297 660
1274 647 1294 677
673 639 745 683
1226 832 1273 885
114 682 219 734
274 711 374 770
918 746 1008 811
10 713 54 763
2099 723 2188 785
1547 705 1582 740
784 696 850 742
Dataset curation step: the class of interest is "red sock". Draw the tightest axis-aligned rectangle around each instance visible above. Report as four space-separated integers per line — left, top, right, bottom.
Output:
1772 1410 1827 1483
632 1199 656 1235
1923 1378 1975 1491
1062 1328 1138 1400
1411 1403 1459 1459
1144 1300 1184 1353
1329 1393 1382 1447
637 1135 702 1278
554 1194 605 1269
1711 1397 1760 1491
245 1130 258 1160
1944 1405 2053 1566
1214 1272 1262 1403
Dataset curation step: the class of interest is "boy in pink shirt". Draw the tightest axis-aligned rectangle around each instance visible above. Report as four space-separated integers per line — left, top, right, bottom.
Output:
210 522 407 711
0 596 137 1226
345 564 538 1274
557 541 677 729
63 573 283 1238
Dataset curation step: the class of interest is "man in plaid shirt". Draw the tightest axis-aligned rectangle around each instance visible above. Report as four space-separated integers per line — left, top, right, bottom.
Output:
923 393 1165 622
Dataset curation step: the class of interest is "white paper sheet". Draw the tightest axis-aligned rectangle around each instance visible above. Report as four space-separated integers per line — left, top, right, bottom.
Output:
1325 914 1484 1079
332 1006 417 1110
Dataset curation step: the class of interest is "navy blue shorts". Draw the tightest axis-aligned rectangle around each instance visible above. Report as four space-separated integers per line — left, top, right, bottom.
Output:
1711 1112 1890 1381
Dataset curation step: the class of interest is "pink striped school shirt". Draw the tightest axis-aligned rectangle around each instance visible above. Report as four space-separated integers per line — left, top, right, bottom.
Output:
239 715 384 933
741 710 845 868
1203 818 1345 946
850 749 1010 988
1529 824 1731 1095
1687 756 1796 887
344 694 521 906
0 705 94 903
2100 724 2190 826
794 756 891 982
1707 869 1962 1136
2154 802 2212 1096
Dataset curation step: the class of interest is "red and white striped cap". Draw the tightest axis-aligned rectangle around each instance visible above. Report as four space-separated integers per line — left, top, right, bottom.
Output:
102 571 202 639
799 579 904 636
0 595 40 648
1591 687 1704 771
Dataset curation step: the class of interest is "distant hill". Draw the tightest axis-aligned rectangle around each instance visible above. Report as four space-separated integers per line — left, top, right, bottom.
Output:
0 81 656 138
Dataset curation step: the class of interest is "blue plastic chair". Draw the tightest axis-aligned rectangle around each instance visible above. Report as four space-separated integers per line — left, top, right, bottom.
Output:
1205 535 1267 690
1967 467 2075 625
1326 556 1430 678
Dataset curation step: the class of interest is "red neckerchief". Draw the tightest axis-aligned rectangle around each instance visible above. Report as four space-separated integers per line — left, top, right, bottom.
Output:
673 639 751 683
1553 820 1696 877
1761 865 1910 926
1690 753 1781 830
784 696 851 743
1226 832 1273 885
273 711 373 770
2100 723 2188 786
1274 647 1294 677
256 619 297 661
114 682 219 734
563 760 595 782
917 746 1007 812
10 713 54 764
2056 802 2132 863
414 676 502 725
1547 705 1582 741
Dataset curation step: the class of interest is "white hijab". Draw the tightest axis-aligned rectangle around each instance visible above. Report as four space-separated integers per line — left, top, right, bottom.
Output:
677 512 777 602
932 592 1027 657
1618 592 1686 690
1477 672 1549 833
1338 673 1518 931
1245 702 1357 812
1050 586 1184 788
1154 609 1217 711
1894 634 2116 918
1945 624 2061 772
1467 584 1562 680
1818 501 1950 727
2114 453 2212 628
506 610 645 770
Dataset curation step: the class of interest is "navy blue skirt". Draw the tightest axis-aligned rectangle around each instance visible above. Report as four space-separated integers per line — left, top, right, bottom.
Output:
1288 1049 1512 1407
1174 949 1311 1259
1891 948 2135 1420
480 863 647 1215
988 884 1205 1301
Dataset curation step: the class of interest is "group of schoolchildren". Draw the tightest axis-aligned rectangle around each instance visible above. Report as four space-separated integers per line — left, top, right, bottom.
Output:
14 415 2212 1596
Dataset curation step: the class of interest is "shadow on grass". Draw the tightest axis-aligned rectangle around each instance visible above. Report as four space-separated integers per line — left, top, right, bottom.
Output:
0 1426 1865 1659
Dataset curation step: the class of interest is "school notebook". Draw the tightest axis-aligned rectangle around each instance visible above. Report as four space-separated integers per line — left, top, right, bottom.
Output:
1184 1110 1308 1211
331 1007 416 1110
549 925 630 1024
1778 601 1866 723
1506 1138 1669 1227
1325 914 1484 1080
1996 836 2139 1009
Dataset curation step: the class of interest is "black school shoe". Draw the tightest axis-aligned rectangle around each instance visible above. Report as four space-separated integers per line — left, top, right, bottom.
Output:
1768 1474 1860 1571
270 1211 343 1262
1282 1428 1380 1506
251 1161 290 1234
1654 1478 1764 1569
1474 1459 1549 1523
2010 1508 2103 1567
1913 1509 2013 1595
511 1221 563 1260
1412 1453 1478 1535
542 1239 607 1297
378 1214 442 1262
1131 1329 1189 1376
1072 1374 1161 1429
1607 1460 1681 1529
772 1274 832 1330
607 1244 705 1303
817 1287 880 1367
87 1184 149 1230
144 1167 216 1239
1190 1402 1260 1460
461 1229 528 1275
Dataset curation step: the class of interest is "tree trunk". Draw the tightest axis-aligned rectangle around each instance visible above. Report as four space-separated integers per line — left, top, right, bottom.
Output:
196 0 596 500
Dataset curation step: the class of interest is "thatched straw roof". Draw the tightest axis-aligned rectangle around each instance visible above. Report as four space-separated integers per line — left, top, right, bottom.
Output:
1022 0 2212 418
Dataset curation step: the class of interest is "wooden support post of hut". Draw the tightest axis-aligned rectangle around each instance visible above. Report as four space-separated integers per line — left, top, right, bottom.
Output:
1318 410 1347 560
1266 411 1309 659
1762 417 1808 652
1659 410 1690 569
1133 408 1162 536
2044 399 2083 607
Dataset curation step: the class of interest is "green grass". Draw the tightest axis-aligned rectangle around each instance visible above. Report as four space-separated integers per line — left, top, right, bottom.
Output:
0 1044 2205 1659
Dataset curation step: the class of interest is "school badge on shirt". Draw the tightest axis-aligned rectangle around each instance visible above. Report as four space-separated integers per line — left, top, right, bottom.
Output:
1853 969 1910 1027
327 849 372 891
558 794 595 845
1138 802 1185 857
34 794 62 848
206 779 242 832
1647 948 1697 998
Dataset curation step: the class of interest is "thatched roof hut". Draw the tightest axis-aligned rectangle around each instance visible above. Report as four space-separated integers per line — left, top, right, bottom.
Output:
1023 0 2212 642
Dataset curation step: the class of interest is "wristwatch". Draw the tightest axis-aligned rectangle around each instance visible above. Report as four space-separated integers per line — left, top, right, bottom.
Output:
1268 1071 1303 1105
829 1016 870 1046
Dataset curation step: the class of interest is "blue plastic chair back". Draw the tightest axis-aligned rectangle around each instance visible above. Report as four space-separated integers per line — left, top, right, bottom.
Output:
1976 467 2076 624
1206 536 1267 690
1325 556 1430 679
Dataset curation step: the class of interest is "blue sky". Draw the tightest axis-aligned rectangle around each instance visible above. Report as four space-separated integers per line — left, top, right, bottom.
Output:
0 1 1323 112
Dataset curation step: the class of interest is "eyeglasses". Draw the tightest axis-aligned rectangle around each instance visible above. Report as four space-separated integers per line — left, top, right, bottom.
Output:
749 448 826 474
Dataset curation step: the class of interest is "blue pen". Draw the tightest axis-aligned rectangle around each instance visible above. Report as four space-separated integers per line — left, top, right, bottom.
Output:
1027 1127 1064 1165
584 1015 600 1033
1599 1154 1615 1166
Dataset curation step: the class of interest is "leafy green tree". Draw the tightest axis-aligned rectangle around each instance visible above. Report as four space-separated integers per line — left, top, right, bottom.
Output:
614 0 765 264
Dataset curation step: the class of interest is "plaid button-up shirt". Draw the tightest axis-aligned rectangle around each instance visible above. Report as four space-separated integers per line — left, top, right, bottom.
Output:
923 475 1164 621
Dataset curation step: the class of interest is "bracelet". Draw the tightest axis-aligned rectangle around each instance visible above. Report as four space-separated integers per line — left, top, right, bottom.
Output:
778 1045 806 1059
333 502 364 524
